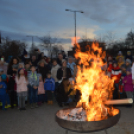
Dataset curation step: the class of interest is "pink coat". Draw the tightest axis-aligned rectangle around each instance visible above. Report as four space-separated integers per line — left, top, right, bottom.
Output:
15 76 28 93
38 81 45 95
123 74 133 92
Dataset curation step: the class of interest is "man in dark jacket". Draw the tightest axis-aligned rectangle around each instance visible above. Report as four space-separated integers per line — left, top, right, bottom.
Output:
38 59 49 81
57 60 71 82
57 52 63 66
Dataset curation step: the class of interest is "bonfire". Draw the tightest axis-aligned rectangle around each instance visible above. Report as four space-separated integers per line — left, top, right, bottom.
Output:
57 38 132 122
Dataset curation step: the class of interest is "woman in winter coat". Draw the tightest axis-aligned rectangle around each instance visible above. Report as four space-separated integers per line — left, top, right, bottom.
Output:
57 60 71 83
7 57 19 108
38 59 49 81
51 59 60 88
123 69 133 99
15 68 28 110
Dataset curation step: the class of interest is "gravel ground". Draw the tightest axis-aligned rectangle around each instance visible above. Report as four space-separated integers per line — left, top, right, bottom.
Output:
0 103 134 134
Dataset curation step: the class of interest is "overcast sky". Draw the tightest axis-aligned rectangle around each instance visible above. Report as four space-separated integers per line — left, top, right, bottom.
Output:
1 0 134 51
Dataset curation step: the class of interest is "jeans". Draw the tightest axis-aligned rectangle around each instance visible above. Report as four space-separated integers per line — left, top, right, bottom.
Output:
6 94 10 105
28 85 38 104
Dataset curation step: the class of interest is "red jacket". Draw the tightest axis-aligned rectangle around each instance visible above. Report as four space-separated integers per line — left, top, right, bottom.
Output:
111 66 121 83
107 64 113 72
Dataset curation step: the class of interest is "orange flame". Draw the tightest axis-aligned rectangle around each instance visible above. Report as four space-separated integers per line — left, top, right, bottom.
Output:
73 37 118 121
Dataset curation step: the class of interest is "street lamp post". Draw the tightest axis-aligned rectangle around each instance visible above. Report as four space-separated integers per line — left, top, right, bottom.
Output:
65 9 84 46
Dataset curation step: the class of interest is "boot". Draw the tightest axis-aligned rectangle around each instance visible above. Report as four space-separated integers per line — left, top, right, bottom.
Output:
50 101 53 105
47 101 51 104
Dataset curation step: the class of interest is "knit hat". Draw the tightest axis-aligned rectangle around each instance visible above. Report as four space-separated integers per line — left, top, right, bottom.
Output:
126 59 131 64
1 74 7 80
108 60 113 63
126 68 131 72
113 60 117 64
118 51 122 55
127 51 131 55
120 64 126 69
18 68 23 74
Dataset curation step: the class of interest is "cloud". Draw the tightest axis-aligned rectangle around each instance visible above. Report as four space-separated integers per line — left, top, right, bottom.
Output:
1 0 134 50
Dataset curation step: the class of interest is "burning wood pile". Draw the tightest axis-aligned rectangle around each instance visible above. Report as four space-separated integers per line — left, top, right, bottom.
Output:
57 39 133 123
56 99 132 121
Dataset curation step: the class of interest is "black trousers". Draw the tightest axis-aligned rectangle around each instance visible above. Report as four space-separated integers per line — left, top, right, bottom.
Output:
46 90 53 101
8 90 18 108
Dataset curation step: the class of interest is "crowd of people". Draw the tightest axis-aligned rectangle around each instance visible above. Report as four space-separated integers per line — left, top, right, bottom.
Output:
0 49 77 110
0 49 134 111
107 51 134 107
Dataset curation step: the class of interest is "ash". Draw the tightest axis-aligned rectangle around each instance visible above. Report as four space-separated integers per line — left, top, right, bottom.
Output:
57 108 87 121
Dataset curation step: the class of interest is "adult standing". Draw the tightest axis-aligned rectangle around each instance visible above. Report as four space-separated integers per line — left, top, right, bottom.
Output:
7 57 19 108
38 59 49 81
47 57 52 71
132 59 134 85
67 56 77 78
57 60 71 83
0 55 8 75
51 59 60 88
21 49 30 63
31 55 38 67
62 51 66 59
126 51 132 61
57 52 63 66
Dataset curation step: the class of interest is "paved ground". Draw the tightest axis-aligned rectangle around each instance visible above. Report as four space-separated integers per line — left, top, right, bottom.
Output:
0 103 134 134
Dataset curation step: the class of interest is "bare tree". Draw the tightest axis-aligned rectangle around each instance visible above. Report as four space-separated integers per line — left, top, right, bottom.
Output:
125 30 134 47
38 35 61 57
0 39 28 59
104 31 116 45
52 45 64 57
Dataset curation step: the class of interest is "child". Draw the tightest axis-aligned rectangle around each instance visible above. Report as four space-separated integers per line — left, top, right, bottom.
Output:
0 76 7 110
119 64 126 95
1 74 11 108
15 68 28 110
69 76 76 101
18 62 27 76
28 65 39 109
111 61 121 99
38 75 45 105
123 69 133 106
56 78 73 107
44 72 55 104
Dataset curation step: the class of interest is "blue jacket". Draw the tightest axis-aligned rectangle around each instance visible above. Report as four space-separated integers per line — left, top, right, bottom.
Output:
0 82 7 95
44 78 55 91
